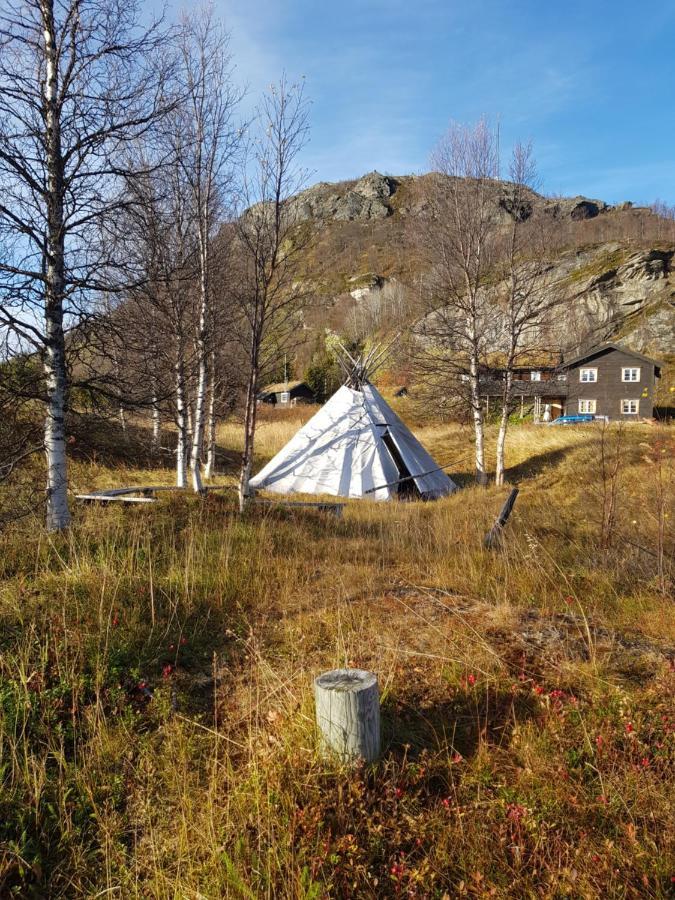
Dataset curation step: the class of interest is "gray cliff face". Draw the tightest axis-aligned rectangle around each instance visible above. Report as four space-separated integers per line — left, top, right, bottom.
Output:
288 172 397 223
282 172 673 356
559 247 674 353
411 243 674 358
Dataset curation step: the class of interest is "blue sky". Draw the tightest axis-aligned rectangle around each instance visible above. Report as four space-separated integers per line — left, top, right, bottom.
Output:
161 0 675 204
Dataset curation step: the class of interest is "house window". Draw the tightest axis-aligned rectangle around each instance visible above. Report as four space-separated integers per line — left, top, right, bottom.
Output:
621 399 639 415
578 399 596 414
530 371 541 382
622 367 640 382
580 368 597 383
279 391 290 404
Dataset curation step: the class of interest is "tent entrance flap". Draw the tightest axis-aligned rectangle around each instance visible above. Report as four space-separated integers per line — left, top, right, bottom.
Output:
381 430 420 498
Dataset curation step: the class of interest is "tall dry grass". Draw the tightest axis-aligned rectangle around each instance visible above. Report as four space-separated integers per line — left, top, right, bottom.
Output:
0 418 672 897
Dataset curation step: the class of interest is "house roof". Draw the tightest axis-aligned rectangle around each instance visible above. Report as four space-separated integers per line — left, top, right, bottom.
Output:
562 343 663 374
260 379 306 394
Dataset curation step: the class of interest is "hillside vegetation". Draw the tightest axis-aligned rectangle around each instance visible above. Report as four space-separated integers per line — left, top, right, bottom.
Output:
0 415 672 897
280 172 674 371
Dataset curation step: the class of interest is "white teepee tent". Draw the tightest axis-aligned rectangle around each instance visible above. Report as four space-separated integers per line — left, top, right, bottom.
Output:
249 379 457 501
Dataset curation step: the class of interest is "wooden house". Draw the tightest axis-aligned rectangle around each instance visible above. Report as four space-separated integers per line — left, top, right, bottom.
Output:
258 380 316 407
478 344 662 422
562 344 662 420
478 363 567 421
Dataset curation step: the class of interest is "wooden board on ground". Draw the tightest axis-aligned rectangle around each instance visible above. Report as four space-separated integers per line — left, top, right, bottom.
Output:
253 498 345 517
75 485 183 504
76 494 157 504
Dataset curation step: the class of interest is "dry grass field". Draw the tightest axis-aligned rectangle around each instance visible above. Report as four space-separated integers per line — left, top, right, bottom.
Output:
0 413 673 898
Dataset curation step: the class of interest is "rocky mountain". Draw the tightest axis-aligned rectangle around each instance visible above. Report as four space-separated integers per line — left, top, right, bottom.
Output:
540 245 673 350
288 170 611 226
288 171 674 364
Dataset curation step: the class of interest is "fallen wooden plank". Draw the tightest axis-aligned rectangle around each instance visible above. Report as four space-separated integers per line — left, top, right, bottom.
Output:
253 499 345 517
76 485 182 499
76 494 157 504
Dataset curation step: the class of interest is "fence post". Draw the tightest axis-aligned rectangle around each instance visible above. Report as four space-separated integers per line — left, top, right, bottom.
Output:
484 488 519 549
314 669 380 763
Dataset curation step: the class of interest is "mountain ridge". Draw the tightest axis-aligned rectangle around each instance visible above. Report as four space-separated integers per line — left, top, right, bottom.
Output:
284 171 674 363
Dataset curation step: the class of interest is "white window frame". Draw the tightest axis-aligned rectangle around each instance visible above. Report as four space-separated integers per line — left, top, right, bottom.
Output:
530 371 541 382
279 391 290 404
579 367 597 383
578 399 596 414
621 398 639 415
621 367 640 383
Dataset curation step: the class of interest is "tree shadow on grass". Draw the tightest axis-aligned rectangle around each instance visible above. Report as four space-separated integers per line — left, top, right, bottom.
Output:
505 439 594 484
444 438 595 488
381 687 539 788
68 414 240 475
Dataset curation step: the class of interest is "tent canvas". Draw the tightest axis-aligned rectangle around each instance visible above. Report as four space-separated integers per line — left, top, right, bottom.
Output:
250 383 457 500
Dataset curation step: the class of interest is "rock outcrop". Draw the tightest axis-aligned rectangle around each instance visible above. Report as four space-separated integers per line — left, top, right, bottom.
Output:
561 247 674 351
285 171 611 227
280 171 674 357
288 171 398 224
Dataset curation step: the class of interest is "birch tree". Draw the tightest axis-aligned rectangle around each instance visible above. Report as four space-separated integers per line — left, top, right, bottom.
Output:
175 7 241 493
413 120 500 484
493 143 562 485
0 0 174 529
0 337 43 524
235 77 311 511
200 226 241 481
116 148 199 487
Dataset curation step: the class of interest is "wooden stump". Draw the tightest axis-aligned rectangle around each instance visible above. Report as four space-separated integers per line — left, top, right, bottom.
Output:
314 669 380 763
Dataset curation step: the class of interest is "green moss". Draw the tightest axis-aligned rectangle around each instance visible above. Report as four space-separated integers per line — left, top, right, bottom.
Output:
566 248 630 284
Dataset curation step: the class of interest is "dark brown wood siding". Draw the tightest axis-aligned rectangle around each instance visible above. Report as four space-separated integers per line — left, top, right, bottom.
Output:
273 384 316 404
564 348 657 420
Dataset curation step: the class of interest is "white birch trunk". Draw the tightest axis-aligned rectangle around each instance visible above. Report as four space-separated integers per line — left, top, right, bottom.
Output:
468 316 487 485
175 360 188 488
189 254 208 493
204 359 216 480
152 392 160 453
186 398 193 447
190 356 206 492
238 358 258 513
44 339 71 531
495 368 513 487
42 1 71 531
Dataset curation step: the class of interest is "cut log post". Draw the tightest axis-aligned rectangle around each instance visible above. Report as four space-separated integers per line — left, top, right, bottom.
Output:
314 669 380 763
483 487 519 549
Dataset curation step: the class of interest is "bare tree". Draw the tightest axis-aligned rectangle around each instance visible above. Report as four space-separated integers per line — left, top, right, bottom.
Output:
234 77 311 511
175 6 241 493
203 283 237 480
115 144 200 487
0 0 175 529
412 120 500 483
493 143 563 485
0 340 43 524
